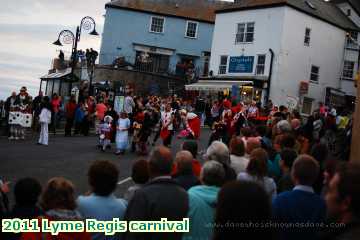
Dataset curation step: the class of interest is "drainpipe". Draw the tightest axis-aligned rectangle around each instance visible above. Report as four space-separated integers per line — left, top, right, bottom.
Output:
267 48 275 103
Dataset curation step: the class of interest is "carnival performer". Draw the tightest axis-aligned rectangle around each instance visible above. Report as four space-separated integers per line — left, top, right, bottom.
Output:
247 100 259 124
137 110 152 155
9 87 32 140
115 112 130 155
221 99 232 143
98 115 113 152
160 104 174 147
178 109 201 140
38 96 52 146
131 111 144 153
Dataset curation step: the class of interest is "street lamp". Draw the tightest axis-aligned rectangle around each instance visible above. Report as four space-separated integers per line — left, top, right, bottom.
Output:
53 16 99 96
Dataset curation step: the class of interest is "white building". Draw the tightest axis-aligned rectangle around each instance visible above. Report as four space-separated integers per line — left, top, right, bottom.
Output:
334 0 360 107
205 0 359 114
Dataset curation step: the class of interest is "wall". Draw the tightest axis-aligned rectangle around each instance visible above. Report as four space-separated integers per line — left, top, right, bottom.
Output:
336 2 360 97
93 67 186 96
99 7 214 72
209 7 286 78
273 6 347 110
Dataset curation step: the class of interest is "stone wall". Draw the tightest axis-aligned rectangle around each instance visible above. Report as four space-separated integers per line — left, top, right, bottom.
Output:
92 66 186 96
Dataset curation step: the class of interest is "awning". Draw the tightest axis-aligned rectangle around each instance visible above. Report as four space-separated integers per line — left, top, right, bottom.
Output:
185 80 253 91
40 68 72 80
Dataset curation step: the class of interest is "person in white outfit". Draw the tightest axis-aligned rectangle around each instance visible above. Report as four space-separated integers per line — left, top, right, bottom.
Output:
38 96 52 146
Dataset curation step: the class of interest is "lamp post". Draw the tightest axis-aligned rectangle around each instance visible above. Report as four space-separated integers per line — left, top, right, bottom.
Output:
53 16 98 96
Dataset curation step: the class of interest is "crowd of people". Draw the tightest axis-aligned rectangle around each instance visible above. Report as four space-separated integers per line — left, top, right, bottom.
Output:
1 90 359 239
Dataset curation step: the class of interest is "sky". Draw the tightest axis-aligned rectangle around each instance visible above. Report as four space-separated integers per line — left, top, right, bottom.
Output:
0 0 109 100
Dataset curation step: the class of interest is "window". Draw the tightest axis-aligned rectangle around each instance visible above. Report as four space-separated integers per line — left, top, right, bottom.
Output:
235 22 255 43
310 65 319 83
185 21 198 38
347 9 351 16
302 97 313 115
150 17 165 33
256 55 266 75
218 55 228 74
342 61 355 80
304 28 311 46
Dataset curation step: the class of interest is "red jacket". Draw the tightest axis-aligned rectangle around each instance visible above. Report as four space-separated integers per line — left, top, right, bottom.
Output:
171 159 201 178
21 216 91 240
66 102 77 119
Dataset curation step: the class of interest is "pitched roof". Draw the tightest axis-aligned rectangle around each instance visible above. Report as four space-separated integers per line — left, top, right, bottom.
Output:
106 0 231 23
333 0 360 16
216 0 359 31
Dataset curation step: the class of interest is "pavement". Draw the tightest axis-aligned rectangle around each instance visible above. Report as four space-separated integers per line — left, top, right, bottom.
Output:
0 128 211 205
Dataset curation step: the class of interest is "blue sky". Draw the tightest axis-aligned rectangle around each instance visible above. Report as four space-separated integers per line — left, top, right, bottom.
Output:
0 0 108 100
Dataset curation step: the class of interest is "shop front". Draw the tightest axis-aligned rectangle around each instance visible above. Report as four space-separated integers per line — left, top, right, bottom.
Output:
185 79 265 103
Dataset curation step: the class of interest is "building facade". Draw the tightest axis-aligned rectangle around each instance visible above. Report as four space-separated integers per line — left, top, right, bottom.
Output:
334 0 360 106
208 0 359 113
100 0 227 78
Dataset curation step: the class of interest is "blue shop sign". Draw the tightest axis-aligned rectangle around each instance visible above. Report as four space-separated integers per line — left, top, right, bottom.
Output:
228 56 254 73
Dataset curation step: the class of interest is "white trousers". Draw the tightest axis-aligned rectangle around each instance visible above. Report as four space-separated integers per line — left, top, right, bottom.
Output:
39 123 49 145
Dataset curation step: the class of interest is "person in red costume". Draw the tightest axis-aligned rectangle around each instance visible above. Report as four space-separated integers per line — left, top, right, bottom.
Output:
179 109 201 140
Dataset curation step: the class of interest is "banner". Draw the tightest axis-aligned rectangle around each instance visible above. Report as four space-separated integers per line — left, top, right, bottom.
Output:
114 96 125 113
228 56 254 73
8 112 32 127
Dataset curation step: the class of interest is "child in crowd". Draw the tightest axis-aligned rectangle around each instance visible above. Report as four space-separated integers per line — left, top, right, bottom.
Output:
98 115 113 152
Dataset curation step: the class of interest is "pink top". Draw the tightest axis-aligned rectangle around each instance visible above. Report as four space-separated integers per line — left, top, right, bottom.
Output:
96 103 108 120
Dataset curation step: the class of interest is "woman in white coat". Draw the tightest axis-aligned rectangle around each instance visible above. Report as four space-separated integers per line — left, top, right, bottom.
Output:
38 96 52 146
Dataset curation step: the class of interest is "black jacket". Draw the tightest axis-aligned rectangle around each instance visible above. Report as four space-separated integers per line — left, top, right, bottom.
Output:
122 177 189 240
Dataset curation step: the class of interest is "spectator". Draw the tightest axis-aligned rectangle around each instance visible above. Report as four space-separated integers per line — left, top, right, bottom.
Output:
95 99 108 125
245 137 261 157
272 155 326 240
179 140 201 177
50 93 61 134
77 160 127 240
205 141 237 183
311 143 329 194
238 148 277 199
32 91 43 132
74 102 85 135
122 146 188 240
173 151 200 190
183 160 225 240
0 179 9 223
213 181 274 240
124 159 149 202
278 148 297 193
65 95 77 136
21 177 91 240
321 163 360 239
4 178 43 240
229 136 249 174
321 159 338 197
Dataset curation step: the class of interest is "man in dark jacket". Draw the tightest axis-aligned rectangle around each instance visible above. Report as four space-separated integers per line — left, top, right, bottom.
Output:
122 146 189 240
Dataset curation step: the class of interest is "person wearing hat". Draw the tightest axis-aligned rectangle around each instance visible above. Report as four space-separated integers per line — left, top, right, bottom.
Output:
179 109 201 140
9 87 32 140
